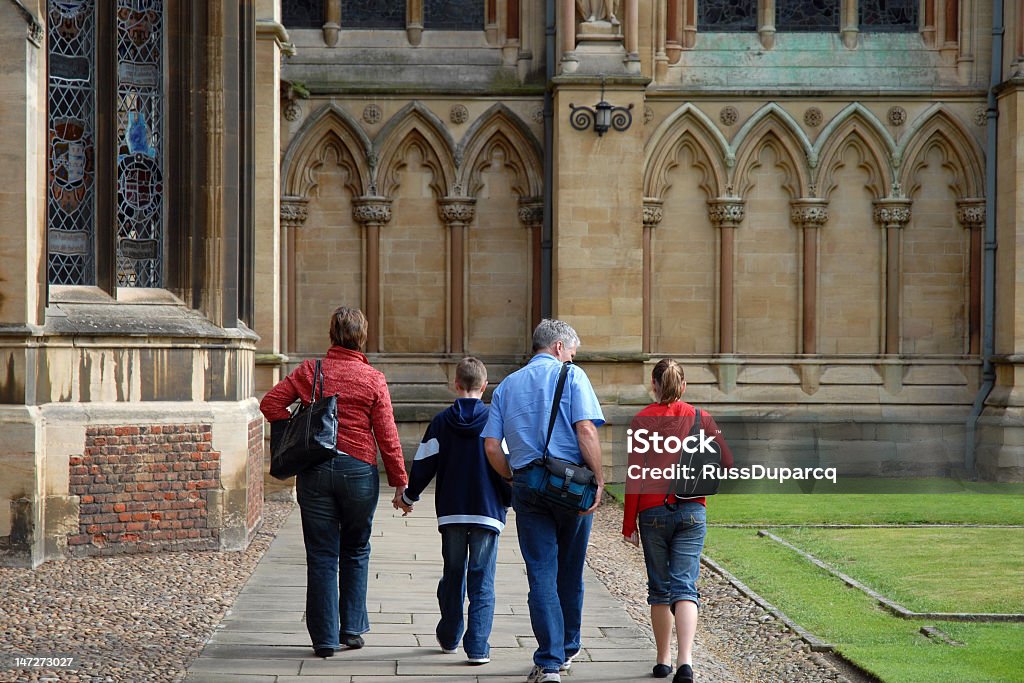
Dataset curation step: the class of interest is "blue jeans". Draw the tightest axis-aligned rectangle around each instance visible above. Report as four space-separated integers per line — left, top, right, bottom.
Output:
436 524 499 658
511 474 593 673
296 454 379 650
638 502 706 608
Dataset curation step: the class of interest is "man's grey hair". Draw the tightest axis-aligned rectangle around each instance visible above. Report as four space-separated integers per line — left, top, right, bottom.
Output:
532 319 581 353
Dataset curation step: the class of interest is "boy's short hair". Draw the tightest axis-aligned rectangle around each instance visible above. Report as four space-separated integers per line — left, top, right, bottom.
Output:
455 357 487 391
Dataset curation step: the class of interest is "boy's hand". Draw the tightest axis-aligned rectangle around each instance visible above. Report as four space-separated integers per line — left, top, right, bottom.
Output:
391 488 413 516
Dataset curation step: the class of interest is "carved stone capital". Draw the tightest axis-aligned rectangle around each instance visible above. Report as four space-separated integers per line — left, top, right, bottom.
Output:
517 197 544 229
707 198 746 229
438 197 476 228
872 198 912 228
790 198 829 229
351 196 393 226
280 196 309 228
956 198 986 230
643 198 664 228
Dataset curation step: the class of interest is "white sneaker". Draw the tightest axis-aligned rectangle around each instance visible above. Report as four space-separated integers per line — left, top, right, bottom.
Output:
526 665 561 682
467 655 491 665
436 635 458 654
560 651 579 672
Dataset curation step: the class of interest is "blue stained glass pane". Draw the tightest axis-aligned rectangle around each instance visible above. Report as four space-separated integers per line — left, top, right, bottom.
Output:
860 0 917 32
116 0 164 288
344 0 405 29
424 0 483 30
47 0 96 285
697 0 757 32
777 0 840 32
282 0 323 28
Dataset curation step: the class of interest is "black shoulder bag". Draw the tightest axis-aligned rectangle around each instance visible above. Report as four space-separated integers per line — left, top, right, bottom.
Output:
269 360 341 480
522 362 599 511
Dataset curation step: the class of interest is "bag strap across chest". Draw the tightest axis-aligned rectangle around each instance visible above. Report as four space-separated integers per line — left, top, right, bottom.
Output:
542 361 572 463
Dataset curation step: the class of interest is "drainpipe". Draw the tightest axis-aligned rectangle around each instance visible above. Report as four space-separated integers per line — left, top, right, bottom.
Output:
965 0 1003 476
541 0 555 319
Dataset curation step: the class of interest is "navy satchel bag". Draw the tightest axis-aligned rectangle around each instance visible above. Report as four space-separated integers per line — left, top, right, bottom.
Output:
269 360 340 480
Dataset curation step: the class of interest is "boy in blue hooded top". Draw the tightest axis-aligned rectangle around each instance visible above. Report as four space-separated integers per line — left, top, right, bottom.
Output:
398 357 511 665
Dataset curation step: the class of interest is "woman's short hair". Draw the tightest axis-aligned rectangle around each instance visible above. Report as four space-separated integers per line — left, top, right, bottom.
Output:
455 357 487 391
329 306 367 350
652 358 685 404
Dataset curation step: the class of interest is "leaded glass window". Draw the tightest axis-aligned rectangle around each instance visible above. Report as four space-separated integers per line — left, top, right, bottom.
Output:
47 0 96 285
344 0 406 29
424 0 483 30
697 0 757 32
116 0 164 287
776 0 840 32
282 0 323 28
859 0 917 32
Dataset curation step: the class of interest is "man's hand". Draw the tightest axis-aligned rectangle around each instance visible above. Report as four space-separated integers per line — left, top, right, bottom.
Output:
484 437 512 479
579 484 603 516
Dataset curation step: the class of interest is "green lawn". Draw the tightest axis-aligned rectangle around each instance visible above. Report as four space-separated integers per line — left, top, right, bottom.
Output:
606 483 1024 682
771 527 1024 614
704 528 1024 683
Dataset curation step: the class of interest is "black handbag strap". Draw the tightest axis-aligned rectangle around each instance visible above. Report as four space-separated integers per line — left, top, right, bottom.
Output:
665 407 702 510
311 360 324 403
541 361 572 464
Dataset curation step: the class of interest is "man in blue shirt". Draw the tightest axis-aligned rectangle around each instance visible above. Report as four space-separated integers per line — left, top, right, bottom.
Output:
483 319 605 683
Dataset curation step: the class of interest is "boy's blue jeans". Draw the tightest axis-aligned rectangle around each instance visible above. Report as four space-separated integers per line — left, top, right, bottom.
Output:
436 524 499 658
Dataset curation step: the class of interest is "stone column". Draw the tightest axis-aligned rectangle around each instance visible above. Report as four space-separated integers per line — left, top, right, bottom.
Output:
352 197 392 353
921 0 936 47
873 198 912 355
624 0 640 72
654 0 669 81
280 197 309 354
407 0 424 46
791 199 829 354
518 198 544 331
560 0 578 72
708 197 746 355
666 0 683 62
759 0 777 49
323 0 340 47
840 0 857 49
438 198 476 354
958 199 985 355
642 199 664 353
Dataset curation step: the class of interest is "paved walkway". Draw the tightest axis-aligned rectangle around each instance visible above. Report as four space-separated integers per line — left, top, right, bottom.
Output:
185 489 657 682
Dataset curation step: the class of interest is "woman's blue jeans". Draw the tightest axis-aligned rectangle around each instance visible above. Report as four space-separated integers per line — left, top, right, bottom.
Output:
436 524 499 659
638 501 706 609
296 454 379 650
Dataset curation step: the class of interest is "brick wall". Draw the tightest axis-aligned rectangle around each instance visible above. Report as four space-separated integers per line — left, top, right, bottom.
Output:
246 418 264 538
68 424 221 556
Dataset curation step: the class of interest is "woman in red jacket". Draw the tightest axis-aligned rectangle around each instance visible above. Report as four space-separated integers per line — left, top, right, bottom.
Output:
622 359 732 683
260 306 408 658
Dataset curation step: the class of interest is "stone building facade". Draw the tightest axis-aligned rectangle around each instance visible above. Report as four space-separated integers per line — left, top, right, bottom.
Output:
266 0 1024 486
0 1 263 567
4 0 1024 566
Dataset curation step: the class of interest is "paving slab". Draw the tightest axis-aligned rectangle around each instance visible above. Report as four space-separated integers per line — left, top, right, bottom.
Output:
185 486 657 681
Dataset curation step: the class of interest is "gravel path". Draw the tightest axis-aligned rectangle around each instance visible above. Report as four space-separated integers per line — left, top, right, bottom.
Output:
586 502 870 683
0 501 292 683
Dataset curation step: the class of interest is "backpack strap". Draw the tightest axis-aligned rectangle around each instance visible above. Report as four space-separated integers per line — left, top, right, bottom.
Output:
664 407 702 510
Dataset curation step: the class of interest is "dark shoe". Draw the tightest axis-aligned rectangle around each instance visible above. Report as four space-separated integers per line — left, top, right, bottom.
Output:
672 664 693 683
653 663 673 678
314 647 335 658
341 634 364 649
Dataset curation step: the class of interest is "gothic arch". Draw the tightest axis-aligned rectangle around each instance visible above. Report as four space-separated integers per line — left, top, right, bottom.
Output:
897 106 984 198
456 104 543 198
374 102 457 199
644 104 729 200
813 104 895 199
281 102 373 199
733 131 809 200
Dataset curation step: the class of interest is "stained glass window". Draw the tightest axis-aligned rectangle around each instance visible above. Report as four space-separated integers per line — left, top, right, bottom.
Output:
282 0 323 28
344 0 406 29
424 0 483 30
776 0 840 32
47 0 96 285
697 0 757 32
116 0 164 287
859 0 917 32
